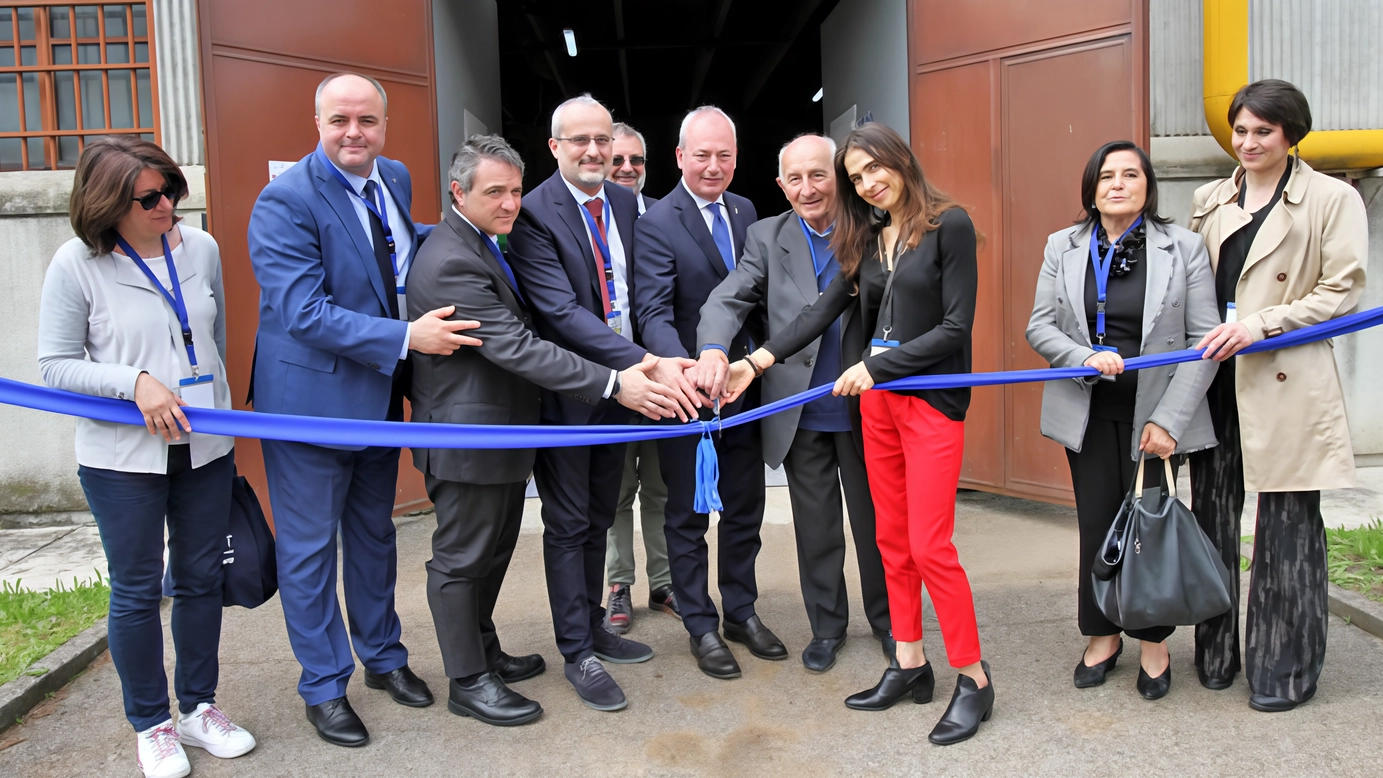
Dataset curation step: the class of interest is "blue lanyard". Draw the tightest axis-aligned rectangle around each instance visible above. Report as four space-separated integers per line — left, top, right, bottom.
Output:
473 226 524 305
316 145 404 284
579 197 617 320
1088 215 1143 345
798 216 835 281
116 233 199 374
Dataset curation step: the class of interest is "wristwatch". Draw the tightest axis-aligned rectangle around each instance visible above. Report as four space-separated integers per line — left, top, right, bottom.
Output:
611 373 622 397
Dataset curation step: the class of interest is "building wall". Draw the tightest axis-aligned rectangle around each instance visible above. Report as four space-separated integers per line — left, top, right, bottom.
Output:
432 0 501 201
820 0 910 142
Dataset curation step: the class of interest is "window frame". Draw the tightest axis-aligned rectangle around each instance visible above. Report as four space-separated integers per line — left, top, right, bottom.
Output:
0 1 161 171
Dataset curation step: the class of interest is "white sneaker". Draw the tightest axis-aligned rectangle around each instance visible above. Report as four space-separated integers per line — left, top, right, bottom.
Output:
176 703 257 758
135 720 190 778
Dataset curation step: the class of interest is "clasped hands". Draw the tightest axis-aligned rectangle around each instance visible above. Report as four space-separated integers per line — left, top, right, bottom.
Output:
687 349 877 407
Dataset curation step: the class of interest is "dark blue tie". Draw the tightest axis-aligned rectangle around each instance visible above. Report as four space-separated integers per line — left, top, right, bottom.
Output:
474 228 524 304
707 202 735 271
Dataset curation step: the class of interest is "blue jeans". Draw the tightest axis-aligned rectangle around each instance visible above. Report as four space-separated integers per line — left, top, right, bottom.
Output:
79 447 234 731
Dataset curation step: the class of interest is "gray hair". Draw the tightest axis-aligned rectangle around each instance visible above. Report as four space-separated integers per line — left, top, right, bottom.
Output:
551 93 610 138
678 106 737 149
449 134 525 198
777 133 837 179
315 72 388 115
612 122 647 154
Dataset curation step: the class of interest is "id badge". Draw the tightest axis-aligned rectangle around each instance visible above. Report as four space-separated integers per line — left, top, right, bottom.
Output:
396 286 408 320
607 311 623 335
1224 305 1238 324
870 338 899 357
1092 344 1119 352
178 373 216 409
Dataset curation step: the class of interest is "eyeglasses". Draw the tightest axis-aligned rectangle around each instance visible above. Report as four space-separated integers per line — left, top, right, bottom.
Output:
612 155 646 167
132 186 178 210
555 135 612 149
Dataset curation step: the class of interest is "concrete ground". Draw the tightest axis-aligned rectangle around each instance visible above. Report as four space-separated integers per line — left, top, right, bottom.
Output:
2 486 1383 777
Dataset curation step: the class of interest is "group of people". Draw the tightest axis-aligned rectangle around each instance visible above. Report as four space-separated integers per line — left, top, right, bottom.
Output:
35 71 1365 778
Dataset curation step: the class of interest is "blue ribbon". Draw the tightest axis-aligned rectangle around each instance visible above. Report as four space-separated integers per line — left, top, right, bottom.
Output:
8 305 1383 511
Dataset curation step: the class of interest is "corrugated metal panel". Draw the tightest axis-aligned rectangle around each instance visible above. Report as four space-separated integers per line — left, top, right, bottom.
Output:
153 0 204 165
1150 0 1209 137
1251 0 1383 132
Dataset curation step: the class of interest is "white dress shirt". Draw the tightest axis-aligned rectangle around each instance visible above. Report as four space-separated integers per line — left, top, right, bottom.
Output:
326 156 414 357
561 176 633 344
681 177 730 236
636 192 649 215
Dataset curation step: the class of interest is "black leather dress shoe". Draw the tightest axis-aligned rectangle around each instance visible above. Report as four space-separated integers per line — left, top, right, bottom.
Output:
928 661 994 746
1074 639 1123 688
364 665 434 708
845 663 934 711
690 632 741 679
802 636 847 672
306 697 369 747
1198 671 1235 690
491 652 546 683
723 615 787 660
448 673 543 726
1136 663 1171 701
1249 687 1314 712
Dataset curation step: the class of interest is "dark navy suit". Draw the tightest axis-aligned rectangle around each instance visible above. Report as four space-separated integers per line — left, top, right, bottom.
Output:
506 171 646 663
247 149 426 705
632 181 764 639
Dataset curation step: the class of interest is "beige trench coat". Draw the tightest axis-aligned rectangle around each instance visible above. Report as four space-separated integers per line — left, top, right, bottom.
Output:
1190 158 1368 492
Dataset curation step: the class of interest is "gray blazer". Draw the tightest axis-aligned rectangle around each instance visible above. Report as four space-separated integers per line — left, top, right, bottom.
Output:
37 227 234 473
1025 220 1219 457
407 207 612 485
696 210 863 468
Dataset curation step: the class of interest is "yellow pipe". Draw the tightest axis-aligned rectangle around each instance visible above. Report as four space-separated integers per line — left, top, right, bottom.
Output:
1203 0 1383 171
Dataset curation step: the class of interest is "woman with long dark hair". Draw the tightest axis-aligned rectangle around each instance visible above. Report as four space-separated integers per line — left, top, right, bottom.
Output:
1189 79 1367 712
1026 140 1219 699
725 122 991 745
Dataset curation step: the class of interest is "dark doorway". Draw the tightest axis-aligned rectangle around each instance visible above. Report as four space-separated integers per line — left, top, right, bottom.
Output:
498 0 842 216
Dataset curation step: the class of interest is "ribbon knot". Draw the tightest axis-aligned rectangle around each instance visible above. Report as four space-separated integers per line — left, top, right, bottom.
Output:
693 417 724 514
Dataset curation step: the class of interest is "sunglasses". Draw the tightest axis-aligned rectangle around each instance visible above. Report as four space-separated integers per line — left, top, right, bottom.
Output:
612 155 646 167
132 186 178 210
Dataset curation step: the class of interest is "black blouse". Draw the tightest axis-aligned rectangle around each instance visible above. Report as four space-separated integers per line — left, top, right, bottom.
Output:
762 207 978 421
1216 162 1293 315
1082 223 1148 421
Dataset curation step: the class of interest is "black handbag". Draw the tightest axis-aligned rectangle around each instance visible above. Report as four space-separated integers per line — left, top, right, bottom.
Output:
1090 457 1233 630
221 472 278 608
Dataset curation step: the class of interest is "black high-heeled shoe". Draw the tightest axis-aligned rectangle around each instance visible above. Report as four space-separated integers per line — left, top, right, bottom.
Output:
1074 638 1123 688
1136 662 1171 700
928 661 994 746
844 663 935 711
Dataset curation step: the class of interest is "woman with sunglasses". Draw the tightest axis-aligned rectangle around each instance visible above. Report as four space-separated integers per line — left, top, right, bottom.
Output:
38 137 255 778
725 122 992 745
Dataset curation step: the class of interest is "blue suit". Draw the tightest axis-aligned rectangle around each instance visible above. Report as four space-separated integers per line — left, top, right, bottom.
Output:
247 149 427 705
632 182 766 639
506 172 645 663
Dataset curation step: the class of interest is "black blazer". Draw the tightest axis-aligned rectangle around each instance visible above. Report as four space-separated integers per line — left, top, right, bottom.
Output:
763 207 978 421
507 172 646 424
407 208 610 484
633 182 761 360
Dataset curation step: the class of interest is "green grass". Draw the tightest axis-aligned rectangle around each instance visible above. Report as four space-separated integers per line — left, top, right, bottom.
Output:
0 574 110 687
1326 518 1383 605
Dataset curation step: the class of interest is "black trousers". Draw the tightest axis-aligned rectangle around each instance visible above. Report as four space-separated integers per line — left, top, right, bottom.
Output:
423 476 527 679
1190 372 1327 701
658 384 766 638
1066 415 1176 643
533 405 628 664
782 427 891 640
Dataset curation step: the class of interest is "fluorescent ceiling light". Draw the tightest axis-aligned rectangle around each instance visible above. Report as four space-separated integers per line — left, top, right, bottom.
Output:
812 87 823 103
564 29 577 57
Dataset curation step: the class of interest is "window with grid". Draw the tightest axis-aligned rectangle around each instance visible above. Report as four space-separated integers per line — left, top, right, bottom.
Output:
1 3 159 171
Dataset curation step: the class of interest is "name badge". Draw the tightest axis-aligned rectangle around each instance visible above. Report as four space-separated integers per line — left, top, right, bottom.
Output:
1092 344 1119 352
396 287 408 320
870 338 899 357
1224 304 1238 324
607 311 623 335
179 373 216 409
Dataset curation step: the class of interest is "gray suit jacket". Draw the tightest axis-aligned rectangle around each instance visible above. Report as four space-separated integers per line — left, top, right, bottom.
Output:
696 210 864 468
1026 220 1219 457
407 208 611 484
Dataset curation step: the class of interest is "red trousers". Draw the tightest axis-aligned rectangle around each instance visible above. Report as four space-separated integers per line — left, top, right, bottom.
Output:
861 391 981 667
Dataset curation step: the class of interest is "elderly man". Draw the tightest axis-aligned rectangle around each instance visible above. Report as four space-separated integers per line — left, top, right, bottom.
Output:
602 120 677 635
408 134 682 726
248 72 479 746
507 95 700 711
633 106 780 680
694 134 892 672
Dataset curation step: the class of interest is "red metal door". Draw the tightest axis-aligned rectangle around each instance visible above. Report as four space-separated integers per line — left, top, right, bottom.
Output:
197 0 440 519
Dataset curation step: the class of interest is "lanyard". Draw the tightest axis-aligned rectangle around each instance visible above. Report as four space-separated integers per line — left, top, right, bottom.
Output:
876 233 905 343
473 226 525 305
116 233 199 375
1087 215 1143 346
798 216 835 281
579 197 614 269
316 145 405 285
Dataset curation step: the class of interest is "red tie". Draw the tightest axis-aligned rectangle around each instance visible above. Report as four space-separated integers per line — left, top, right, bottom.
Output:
583 198 612 317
